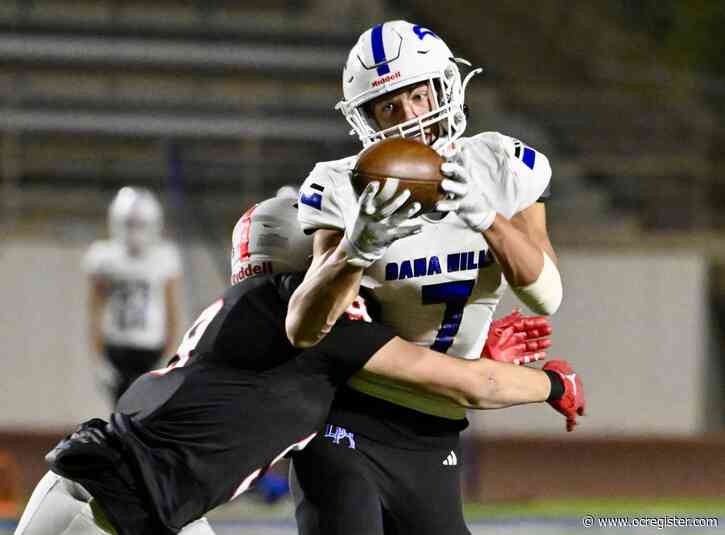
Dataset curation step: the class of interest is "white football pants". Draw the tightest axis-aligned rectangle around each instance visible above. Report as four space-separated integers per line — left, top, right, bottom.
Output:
15 471 215 535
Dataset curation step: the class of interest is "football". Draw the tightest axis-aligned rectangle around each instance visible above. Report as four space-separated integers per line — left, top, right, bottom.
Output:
351 138 445 214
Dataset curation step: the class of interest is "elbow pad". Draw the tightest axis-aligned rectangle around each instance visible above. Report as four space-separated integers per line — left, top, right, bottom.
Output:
511 252 562 315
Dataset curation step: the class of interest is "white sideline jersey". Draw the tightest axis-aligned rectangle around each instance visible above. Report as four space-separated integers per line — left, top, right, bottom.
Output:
82 240 182 349
298 132 551 419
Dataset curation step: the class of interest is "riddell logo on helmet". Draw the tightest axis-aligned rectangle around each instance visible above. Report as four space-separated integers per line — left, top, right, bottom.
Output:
372 71 401 87
231 261 273 284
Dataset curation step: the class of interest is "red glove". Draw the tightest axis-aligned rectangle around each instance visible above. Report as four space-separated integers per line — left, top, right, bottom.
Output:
482 309 552 365
543 360 586 432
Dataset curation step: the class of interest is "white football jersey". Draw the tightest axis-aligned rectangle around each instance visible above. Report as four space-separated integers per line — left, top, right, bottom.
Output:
298 132 551 418
82 240 182 349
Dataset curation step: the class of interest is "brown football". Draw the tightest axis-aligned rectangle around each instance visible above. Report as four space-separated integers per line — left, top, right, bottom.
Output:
351 138 445 214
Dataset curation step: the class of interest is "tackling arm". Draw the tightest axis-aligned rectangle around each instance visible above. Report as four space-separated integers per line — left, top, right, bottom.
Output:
361 336 585 431
363 337 551 409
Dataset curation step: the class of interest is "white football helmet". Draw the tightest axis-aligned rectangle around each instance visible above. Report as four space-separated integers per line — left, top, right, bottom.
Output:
230 196 313 284
337 20 481 153
108 187 163 254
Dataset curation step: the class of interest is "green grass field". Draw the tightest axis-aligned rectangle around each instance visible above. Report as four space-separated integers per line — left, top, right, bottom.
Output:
4 497 723 534
463 497 725 519
203 495 725 521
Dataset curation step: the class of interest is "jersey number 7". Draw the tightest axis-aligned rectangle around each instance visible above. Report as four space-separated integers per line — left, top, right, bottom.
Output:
422 279 475 353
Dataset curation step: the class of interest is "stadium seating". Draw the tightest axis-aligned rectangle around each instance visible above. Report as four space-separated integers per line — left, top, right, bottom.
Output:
0 0 721 235
0 0 370 214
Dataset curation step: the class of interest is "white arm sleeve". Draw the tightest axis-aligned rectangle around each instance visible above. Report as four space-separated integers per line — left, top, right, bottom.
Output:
511 251 562 315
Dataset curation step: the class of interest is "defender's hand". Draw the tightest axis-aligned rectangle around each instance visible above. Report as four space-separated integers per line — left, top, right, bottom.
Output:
435 159 496 232
544 360 586 432
483 309 552 365
341 182 422 268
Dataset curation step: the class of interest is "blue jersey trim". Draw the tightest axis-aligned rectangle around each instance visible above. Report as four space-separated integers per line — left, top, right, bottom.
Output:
299 192 322 211
522 147 536 170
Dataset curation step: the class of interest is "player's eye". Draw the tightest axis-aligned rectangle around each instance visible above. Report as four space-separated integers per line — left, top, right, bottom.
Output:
381 102 396 114
412 88 428 100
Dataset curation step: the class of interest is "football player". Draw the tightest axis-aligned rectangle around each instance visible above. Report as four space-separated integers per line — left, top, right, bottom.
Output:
290 20 568 535
15 197 583 535
83 187 182 403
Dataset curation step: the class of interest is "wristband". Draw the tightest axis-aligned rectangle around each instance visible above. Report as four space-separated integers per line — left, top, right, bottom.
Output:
544 369 564 401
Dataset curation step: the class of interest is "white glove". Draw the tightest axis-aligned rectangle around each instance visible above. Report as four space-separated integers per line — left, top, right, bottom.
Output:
436 160 497 232
341 182 423 268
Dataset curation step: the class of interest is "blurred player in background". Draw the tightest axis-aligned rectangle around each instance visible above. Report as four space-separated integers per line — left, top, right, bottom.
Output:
290 20 566 535
82 187 182 404
14 197 583 535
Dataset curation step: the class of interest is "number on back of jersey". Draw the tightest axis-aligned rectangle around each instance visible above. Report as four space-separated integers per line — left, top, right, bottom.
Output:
153 299 224 375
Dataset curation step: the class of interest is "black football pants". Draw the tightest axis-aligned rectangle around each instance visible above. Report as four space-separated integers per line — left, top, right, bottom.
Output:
290 429 470 535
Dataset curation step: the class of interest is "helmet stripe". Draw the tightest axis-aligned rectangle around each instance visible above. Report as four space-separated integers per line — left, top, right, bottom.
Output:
237 204 257 261
370 24 391 76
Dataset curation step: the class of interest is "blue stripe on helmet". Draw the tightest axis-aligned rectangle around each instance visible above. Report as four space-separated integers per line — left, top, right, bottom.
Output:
371 24 391 76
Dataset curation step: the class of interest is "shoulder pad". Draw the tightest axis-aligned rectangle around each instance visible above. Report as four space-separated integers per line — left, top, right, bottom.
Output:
298 156 357 232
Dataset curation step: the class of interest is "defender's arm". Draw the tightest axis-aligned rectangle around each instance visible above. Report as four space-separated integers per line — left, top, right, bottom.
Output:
363 337 552 409
360 337 585 431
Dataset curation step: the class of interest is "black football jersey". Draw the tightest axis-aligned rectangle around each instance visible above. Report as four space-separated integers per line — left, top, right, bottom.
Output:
108 273 394 533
